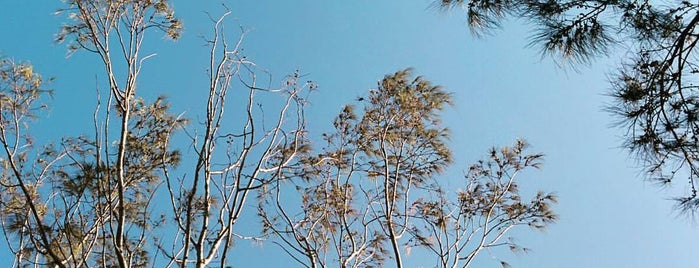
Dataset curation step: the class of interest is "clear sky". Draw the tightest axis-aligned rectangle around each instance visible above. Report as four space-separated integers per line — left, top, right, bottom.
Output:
1 1 698 267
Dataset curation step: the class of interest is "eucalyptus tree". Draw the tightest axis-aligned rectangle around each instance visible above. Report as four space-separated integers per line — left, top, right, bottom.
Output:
438 0 699 212
259 69 557 268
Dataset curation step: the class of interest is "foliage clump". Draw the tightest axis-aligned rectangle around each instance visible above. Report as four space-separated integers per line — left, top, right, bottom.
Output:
440 0 699 212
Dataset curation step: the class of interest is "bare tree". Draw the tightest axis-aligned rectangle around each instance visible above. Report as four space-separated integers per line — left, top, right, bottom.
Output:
159 10 313 268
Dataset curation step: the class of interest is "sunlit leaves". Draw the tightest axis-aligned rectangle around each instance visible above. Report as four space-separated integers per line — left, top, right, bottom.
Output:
359 69 453 186
0 57 51 231
259 69 455 267
262 70 555 268
125 96 184 187
56 0 183 55
409 139 556 267
0 73 183 267
0 58 50 130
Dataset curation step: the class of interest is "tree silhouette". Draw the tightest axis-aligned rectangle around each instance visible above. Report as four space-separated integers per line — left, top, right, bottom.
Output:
439 0 699 212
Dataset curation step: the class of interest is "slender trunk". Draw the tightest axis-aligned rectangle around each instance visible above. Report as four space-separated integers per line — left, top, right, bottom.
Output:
114 104 130 268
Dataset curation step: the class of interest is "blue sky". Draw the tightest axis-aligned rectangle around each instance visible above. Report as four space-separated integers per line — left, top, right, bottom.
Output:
1 1 698 267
